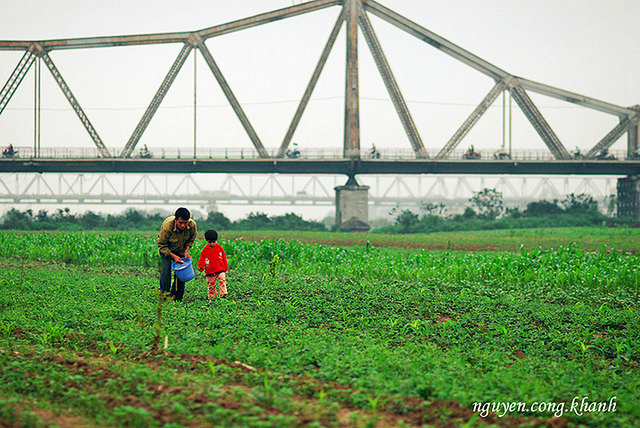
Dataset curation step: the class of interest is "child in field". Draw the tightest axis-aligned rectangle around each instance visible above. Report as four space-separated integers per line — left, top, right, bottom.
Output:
197 230 229 300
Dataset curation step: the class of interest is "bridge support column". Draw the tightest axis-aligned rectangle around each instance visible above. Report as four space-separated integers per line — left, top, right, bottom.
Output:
617 175 640 218
335 176 370 232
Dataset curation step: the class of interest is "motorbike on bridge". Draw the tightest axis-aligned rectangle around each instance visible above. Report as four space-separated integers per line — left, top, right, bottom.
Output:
286 143 301 159
137 145 153 159
367 145 381 159
463 145 481 160
595 148 616 160
2 144 17 159
572 147 584 160
493 147 511 160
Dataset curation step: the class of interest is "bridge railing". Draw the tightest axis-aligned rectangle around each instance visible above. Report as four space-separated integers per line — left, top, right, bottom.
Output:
1 146 630 161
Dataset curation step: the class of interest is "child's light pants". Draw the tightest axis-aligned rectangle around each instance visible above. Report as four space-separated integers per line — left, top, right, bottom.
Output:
206 272 227 299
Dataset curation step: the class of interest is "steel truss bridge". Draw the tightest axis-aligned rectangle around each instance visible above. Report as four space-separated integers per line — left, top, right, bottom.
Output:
1 0 639 215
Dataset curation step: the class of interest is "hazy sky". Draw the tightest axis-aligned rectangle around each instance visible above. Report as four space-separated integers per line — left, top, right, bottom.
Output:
1 0 639 157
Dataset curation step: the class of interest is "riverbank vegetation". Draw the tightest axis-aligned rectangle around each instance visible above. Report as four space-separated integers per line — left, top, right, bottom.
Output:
0 190 636 234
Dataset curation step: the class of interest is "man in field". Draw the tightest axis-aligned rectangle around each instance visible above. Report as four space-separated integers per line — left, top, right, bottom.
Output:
157 207 197 301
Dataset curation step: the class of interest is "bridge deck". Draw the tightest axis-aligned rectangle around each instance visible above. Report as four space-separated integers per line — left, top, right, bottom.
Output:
1 157 638 175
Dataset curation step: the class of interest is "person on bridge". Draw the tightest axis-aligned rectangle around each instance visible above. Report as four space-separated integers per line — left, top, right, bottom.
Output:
158 207 197 301
286 142 301 159
3 144 15 158
368 144 380 159
139 144 152 158
463 145 480 159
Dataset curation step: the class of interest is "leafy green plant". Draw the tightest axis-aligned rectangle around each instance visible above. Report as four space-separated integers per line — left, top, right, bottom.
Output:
38 322 65 346
0 321 14 336
269 254 282 277
108 341 122 357
366 394 388 414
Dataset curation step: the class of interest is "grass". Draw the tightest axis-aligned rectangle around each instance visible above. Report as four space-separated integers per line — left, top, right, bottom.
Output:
222 226 640 252
0 228 638 426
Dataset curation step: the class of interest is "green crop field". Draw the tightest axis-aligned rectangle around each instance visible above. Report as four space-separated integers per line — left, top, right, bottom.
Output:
0 229 638 427
222 226 640 253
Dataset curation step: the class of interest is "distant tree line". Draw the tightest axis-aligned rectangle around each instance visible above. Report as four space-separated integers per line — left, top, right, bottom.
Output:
0 190 635 233
205 211 326 232
0 207 326 232
377 189 637 234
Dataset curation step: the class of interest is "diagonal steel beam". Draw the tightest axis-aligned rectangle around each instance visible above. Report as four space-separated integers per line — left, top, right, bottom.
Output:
425 177 448 198
169 175 202 196
120 42 193 158
518 77 635 117
301 175 332 197
0 175 14 195
40 51 111 158
437 81 505 159
222 174 248 197
510 84 570 160
277 7 346 158
362 0 509 81
22 174 42 195
359 10 427 158
0 1 342 51
529 177 561 199
86 174 119 196
132 175 163 196
0 48 36 116
60 174 80 195
585 117 631 159
196 38 269 158
199 0 342 39
453 177 475 195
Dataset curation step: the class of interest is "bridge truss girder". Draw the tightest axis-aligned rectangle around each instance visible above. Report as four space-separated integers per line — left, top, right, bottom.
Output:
1 0 638 161
0 173 617 214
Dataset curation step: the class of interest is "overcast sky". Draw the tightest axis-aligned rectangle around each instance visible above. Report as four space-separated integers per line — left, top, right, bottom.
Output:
1 0 639 157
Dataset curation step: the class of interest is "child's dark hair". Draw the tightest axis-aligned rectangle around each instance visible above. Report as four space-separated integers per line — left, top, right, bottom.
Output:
204 229 218 242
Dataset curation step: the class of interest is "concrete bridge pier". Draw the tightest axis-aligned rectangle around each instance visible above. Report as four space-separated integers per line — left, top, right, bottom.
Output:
334 176 370 232
617 175 640 218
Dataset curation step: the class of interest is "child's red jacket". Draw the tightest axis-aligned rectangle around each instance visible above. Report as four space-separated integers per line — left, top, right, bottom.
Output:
198 243 228 274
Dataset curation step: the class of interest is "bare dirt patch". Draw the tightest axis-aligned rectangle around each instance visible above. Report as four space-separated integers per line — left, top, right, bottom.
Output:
4 347 563 427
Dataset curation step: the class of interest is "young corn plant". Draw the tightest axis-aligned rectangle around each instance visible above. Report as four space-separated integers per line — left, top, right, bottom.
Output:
38 322 65 346
579 341 603 358
615 342 631 363
108 341 122 357
269 254 282 277
367 394 389 414
401 319 423 338
206 360 218 376
256 372 276 408
0 321 14 336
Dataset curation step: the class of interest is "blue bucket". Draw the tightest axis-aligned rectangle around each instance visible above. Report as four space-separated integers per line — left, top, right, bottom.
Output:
172 257 195 282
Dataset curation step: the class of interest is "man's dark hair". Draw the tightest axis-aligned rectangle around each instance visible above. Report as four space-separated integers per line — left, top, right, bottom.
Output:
175 207 190 220
204 229 218 242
